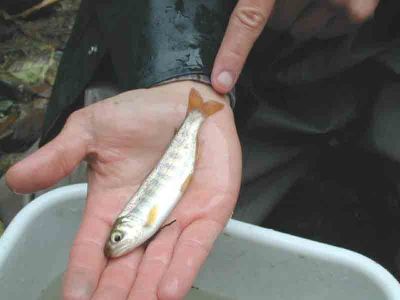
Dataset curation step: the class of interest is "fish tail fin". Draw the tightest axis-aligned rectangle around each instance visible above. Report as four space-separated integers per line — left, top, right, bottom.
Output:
188 88 224 117
201 100 224 117
188 88 204 113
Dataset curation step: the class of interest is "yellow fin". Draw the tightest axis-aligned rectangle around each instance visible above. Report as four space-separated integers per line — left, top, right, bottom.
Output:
181 174 193 193
146 205 158 226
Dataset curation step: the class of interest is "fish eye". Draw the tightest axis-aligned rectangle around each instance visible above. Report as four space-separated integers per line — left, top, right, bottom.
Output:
111 232 124 243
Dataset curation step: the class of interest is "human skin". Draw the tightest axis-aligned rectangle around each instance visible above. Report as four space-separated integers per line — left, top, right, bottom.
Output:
6 81 242 300
211 0 380 93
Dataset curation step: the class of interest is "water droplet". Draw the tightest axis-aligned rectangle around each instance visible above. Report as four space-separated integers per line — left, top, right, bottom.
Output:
88 45 98 56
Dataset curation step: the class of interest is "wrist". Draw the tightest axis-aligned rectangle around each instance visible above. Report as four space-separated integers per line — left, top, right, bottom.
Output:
149 80 231 106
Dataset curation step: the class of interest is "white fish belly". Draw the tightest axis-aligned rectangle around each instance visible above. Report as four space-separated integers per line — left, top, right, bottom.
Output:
121 111 204 241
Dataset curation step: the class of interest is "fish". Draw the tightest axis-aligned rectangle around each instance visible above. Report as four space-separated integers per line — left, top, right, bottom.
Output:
104 88 224 258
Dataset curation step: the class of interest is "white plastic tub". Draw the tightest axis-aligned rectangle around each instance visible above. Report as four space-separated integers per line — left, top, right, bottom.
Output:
0 184 399 300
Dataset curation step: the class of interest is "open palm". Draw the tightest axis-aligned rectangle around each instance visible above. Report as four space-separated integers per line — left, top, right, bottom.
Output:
6 81 242 300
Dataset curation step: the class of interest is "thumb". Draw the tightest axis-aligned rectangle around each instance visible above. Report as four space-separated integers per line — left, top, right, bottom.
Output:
211 0 275 94
5 111 92 194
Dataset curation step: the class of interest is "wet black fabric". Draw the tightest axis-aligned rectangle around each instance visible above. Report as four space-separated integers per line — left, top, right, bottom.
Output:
40 0 233 144
40 0 400 278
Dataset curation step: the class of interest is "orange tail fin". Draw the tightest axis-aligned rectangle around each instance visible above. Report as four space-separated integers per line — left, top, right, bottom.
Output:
188 88 224 117
188 88 204 113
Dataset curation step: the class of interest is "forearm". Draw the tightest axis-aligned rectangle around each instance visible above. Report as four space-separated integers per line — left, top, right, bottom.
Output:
40 0 234 145
100 0 237 106
153 74 236 109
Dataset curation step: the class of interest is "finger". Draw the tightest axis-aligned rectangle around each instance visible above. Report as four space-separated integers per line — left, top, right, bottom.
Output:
91 248 144 300
128 221 180 300
211 0 275 93
332 0 379 23
290 3 336 40
63 186 139 300
158 219 223 300
63 212 110 300
5 110 92 193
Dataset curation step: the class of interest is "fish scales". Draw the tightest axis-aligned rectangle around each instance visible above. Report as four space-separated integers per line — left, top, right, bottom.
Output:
104 89 224 258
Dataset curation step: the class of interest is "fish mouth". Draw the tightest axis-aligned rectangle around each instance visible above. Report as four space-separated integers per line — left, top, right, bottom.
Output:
104 243 114 258
104 242 133 258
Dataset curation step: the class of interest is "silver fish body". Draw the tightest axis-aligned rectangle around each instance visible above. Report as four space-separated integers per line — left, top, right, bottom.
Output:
104 89 223 258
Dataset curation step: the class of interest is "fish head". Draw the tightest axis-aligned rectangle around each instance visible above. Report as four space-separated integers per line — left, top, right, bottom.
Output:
104 216 144 258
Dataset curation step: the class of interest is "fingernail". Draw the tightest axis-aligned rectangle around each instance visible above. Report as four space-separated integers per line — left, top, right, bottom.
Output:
160 276 179 298
63 270 94 300
4 180 23 195
13 190 26 196
216 71 234 90
8 186 27 196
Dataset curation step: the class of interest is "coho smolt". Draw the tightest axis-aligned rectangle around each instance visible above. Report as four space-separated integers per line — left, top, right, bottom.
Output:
104 88 224 258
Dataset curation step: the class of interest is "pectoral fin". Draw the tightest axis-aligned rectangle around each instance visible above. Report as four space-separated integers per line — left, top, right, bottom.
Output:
146 205 158 226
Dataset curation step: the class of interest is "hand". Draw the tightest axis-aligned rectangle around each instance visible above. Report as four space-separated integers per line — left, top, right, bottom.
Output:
6 81 242 300
211 0 380 93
